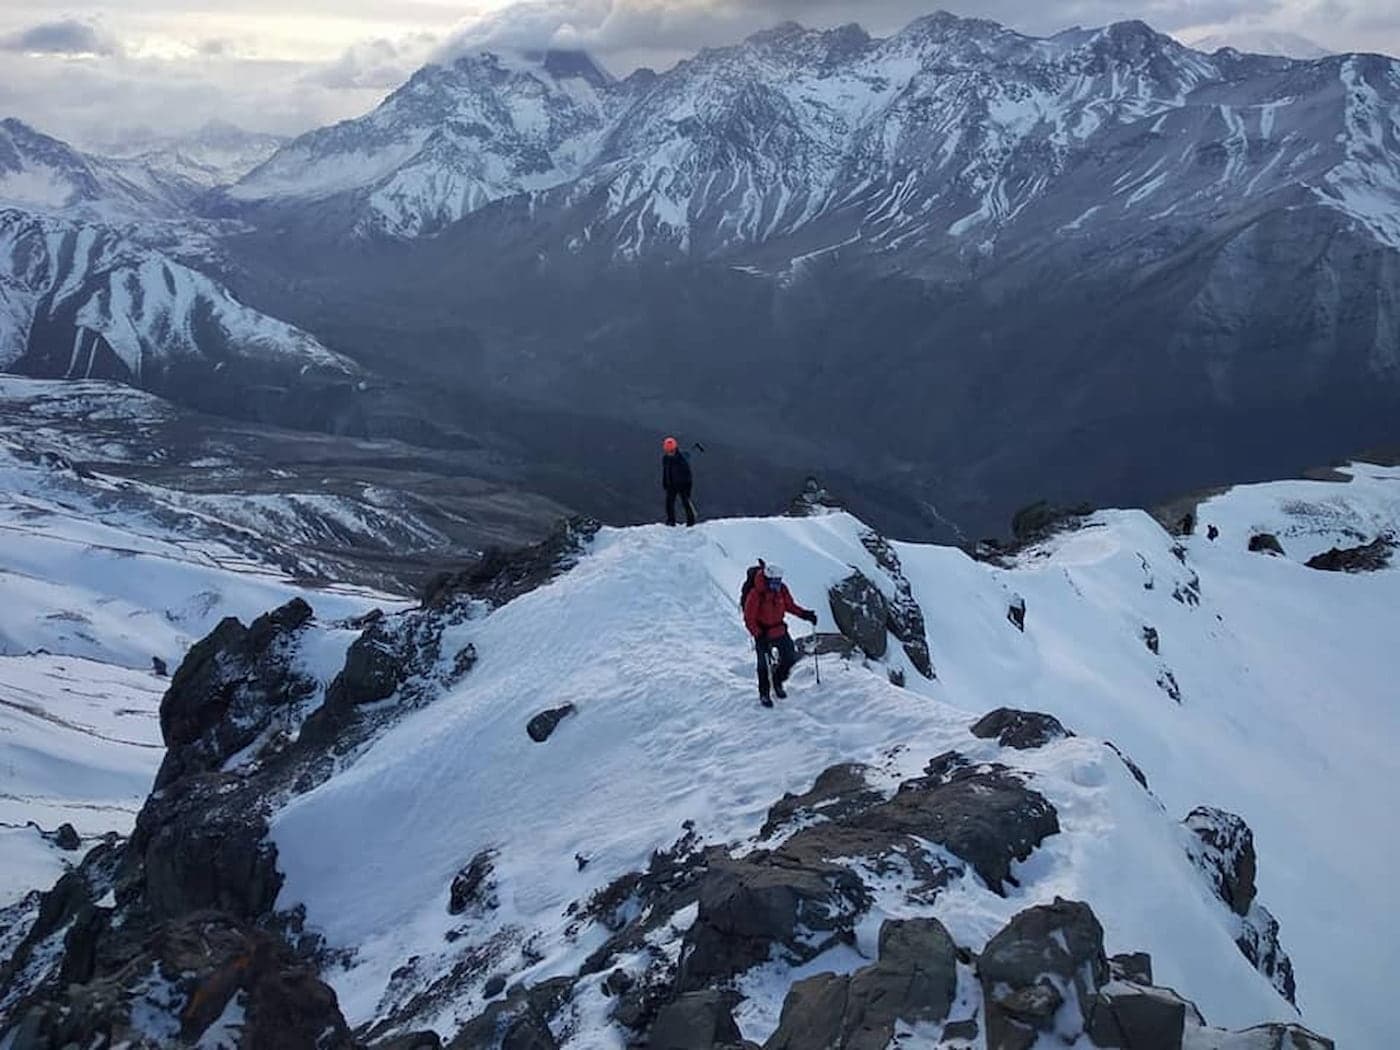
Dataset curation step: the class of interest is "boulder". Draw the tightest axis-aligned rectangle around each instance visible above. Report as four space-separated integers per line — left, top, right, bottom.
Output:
151 656 168 677
326 621 405 707
979 898 1109 1048
970 708 1072 750
1247 533 1285 556
648 990 744 1050
1086 982 1186 1050
1305 536 1394 573
860 530 936 679
1183 808 1256 916
527 704 577 743
828 572 889 660
53 823 81 852
1109 952 1154 985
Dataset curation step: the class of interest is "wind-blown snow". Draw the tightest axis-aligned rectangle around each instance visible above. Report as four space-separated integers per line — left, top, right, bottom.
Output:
273 464 1400 1048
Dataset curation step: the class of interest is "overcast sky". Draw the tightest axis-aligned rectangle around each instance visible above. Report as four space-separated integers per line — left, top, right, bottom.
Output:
2 0 1396 148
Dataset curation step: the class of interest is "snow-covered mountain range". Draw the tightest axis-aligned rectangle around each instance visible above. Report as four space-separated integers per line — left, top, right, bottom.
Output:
1 428 1395 1047
222 17 1400 256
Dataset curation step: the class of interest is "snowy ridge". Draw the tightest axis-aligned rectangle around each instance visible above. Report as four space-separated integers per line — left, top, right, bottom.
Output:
254 465 1399 1048
222 15 1400 256
0 210 356 379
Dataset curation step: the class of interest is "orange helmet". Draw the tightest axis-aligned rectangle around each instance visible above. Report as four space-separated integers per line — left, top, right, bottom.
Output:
663 437 679 453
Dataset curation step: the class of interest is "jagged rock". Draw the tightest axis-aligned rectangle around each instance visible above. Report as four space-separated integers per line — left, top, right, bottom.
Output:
1106 743 1150 791
1183 808 1256 916
1143 626 1160 654
1202 1024 1334 1049
979 898 1109 1048
1086 981 1186 1049
828 571 889 659
449 850 498 916
760 763 882 839
446 978 571 1050
1235 903 1297 1006
1008 595 1026 632
151 656 168 677
52 823 81 852
155 598 317 788
601 969 633 997
327 621 405 707
423 516 600 611
888 667 906 688
787 477 845 517
1305 536 1394 573
860 530 935 678
1109 952 1154 985
527 704 577 743
1247 533 1285 556
648 990 744 1050
676 851 869 991
764 975 848 1050
970 708 1072 750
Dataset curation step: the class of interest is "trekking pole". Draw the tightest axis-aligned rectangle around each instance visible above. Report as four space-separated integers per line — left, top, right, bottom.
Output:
812 624 821 685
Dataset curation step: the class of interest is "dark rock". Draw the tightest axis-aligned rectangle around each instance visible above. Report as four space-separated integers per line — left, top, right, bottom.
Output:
787 477 845 518
760 763 882 840
53 823 81 852
446 979 570 1050
1010 501 1093 545
765 973 849 1050
1106 743 1150 791
942 1017 978 1042
449 850 498 916
970 708 1072 750
1007 596 1026 632
448 644 480 684
860 530 935 679
828 572 889 660
1142 626 1160 655
151 656 168 677
1086 982 1186 1049
1305 536 1394 573
1248 533 1285 556
1183 807 1256 916
887 667 906 688
373 1033 445 1050
527 704 577 743
648 990 743 1050
1236 903 1297 1006
327 621 405 707
1109 951 1154 985
1156 669 1182 704
1207 525 1220 541
601 969 633 997
155 598 317 788
979 898 1109 1047
795 632 860 659
484 974 508 998
423 516 600 612
575 852 590 872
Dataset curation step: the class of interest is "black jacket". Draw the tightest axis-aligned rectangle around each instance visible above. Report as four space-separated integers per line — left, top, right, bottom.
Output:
662 451 693 491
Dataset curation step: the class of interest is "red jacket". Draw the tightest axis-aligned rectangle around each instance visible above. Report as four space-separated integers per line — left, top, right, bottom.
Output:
744 572 814 640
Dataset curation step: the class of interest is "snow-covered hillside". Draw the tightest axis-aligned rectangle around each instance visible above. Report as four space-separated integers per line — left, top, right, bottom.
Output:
3 459 1392 1048
95 121 287 192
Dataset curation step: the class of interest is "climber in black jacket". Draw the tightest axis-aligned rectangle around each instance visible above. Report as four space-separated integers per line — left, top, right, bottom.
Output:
662 437 697 527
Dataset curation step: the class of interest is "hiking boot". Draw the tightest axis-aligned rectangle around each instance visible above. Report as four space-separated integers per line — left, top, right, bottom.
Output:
759 694 774 708
773 681 787 700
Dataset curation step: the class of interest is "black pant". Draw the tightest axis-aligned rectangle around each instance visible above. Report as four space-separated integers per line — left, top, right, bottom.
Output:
756 632 797 698
666 485 696 527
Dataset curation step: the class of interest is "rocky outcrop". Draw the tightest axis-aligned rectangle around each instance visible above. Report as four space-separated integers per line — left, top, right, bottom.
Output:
859 531 935 678
1247 533 1285 556
765 918 958 1050
155 598 317 788
649 990 745 1050
979 898 1109 1049
828 572 889 660
1009 501 1095 546
787 477 845 518
971 708 1073 750
1086 982 1193 1050
1183 808 1296 1005
422 516 600 612
1305 536 1394 572
449 850 498 917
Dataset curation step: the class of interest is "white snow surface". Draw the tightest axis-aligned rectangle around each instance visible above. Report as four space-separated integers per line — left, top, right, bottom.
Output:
271 464 1400 1049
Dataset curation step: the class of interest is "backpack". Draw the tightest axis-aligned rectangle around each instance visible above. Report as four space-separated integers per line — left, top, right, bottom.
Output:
739 559 765 610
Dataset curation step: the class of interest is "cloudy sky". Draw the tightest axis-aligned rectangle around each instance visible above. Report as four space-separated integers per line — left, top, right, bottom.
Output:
2 0 1396 148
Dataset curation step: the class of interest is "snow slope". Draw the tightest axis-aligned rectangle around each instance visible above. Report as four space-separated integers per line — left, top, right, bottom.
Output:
270 465 1399 1049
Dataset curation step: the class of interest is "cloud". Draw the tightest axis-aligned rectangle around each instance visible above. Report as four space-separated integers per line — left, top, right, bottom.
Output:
1 18 122 57
309 33 438 89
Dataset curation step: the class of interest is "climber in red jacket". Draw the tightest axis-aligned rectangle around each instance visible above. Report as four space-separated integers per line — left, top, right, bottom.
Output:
743 564 818 707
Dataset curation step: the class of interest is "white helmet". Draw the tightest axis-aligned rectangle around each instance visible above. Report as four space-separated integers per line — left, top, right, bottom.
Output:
765 564 784 581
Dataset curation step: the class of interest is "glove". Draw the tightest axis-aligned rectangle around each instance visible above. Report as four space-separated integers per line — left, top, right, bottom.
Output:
802 611 819 624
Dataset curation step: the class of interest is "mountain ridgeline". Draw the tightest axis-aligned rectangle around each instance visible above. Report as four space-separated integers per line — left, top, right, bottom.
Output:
2 13 1399 538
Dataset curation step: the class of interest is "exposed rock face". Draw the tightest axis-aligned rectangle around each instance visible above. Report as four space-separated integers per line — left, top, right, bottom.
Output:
445 978 571 1050
978 898 1109 1049
327 619 405 707
526 704 577 743
1086 981 1189 1050
648 990 744 1050
787 477 845 518
449 850 499 916
1248 533 1285 556
1010 501 1094 546
970 708 1072 750
828 571 890 660
1183 808 1297 1005
860 530 935 678
765 918 958 1050
155 598 317 788
1305 536 1394 572
422 516 600 611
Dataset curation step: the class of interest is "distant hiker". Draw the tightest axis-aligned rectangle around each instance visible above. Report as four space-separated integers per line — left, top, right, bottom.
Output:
743 563 818 707
662 436 697 527
1207 524 1220 542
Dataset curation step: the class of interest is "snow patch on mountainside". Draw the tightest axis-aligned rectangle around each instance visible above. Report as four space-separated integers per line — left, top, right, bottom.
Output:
271 465 1399 1049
